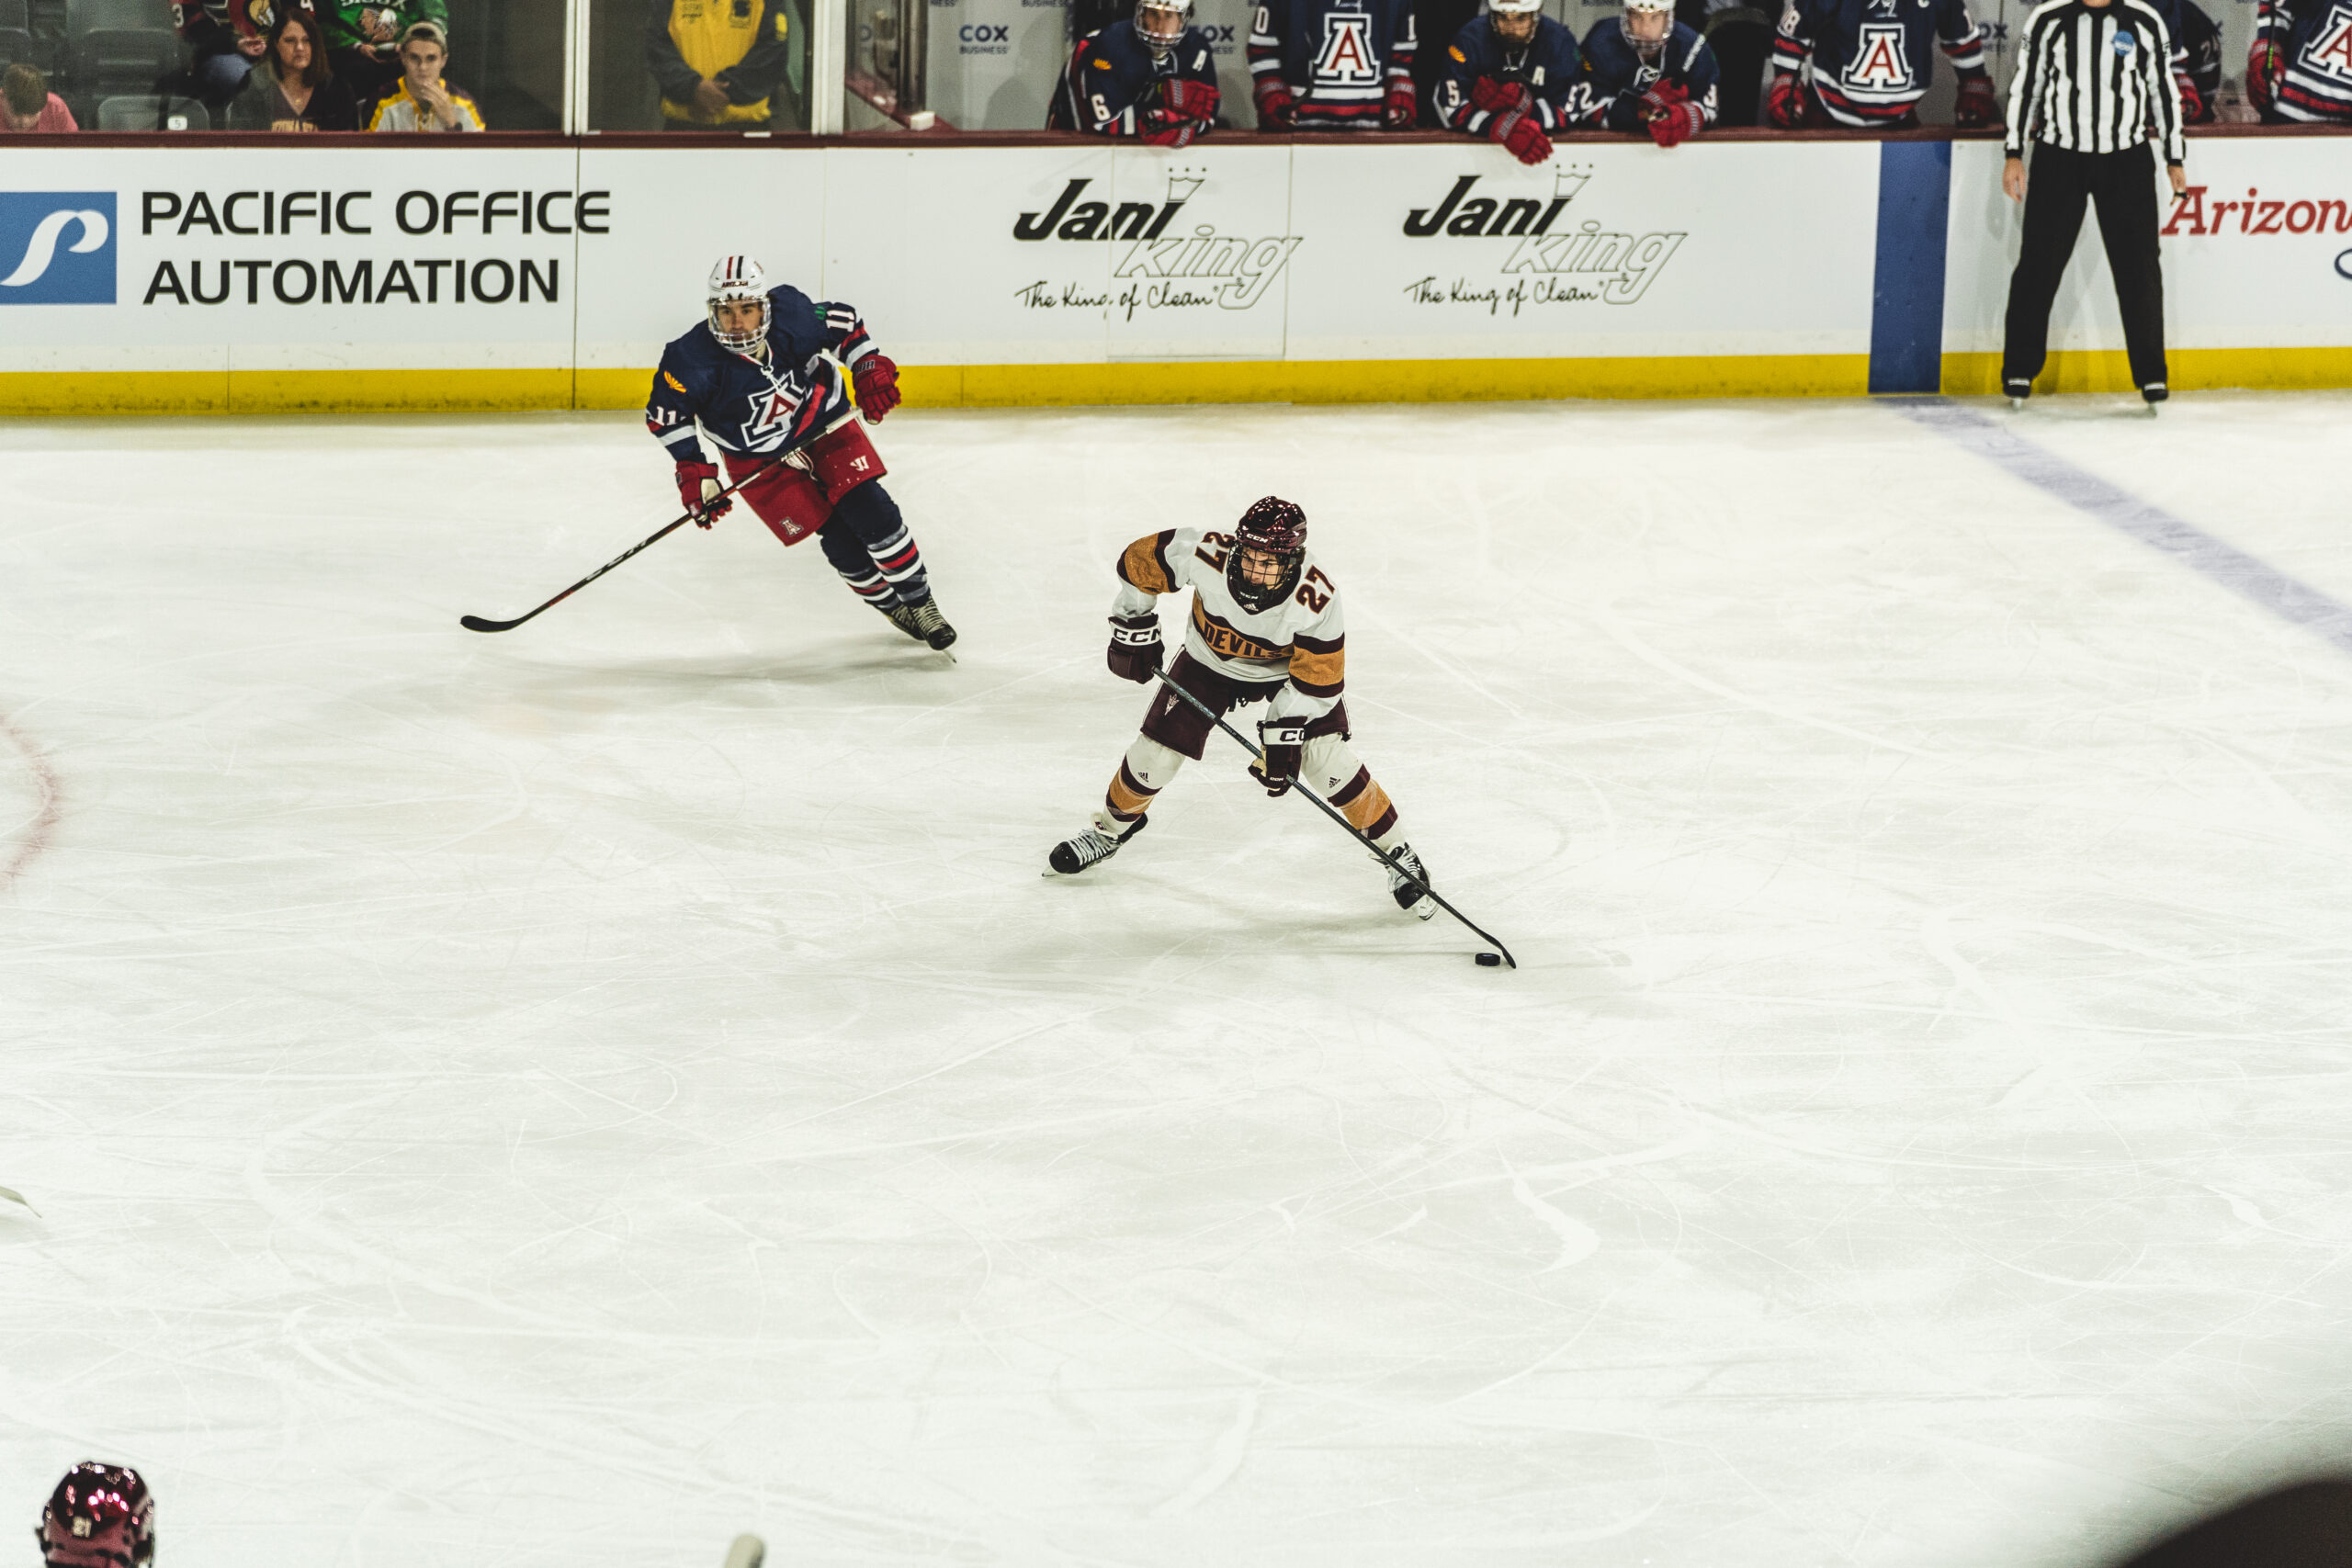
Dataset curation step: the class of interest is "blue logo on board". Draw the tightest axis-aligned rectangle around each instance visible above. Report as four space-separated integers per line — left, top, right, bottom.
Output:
0 193 117 304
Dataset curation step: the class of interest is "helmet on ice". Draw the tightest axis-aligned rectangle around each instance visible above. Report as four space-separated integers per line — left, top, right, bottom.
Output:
1621 0 1674 62
1227 496 1307 613
1133 0 1191 57
707 254 771 354
37 1463 153 1568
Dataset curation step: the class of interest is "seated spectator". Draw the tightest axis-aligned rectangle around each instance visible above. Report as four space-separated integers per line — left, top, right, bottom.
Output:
1249 0 1417 130
647 0 792 130
1582 0 1718 146
1766 0 1996 130
1409 0 1481 124
0 62 77 130
320 0 444 106
1047 0 1218 142
1432 0 1581 164
2245 0 2346 121
368 20 482 128
231 7 358 130
2175 0 2219 122
38 1462 154 1568
171 0 290 111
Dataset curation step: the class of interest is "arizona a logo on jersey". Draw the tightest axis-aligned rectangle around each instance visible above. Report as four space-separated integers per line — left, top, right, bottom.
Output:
2305 4 2352 77
742 385 805 444
1847 21 1913 86
1316 8 1379 82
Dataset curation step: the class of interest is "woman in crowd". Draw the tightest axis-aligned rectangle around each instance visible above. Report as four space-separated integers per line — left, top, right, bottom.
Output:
232 6 357 130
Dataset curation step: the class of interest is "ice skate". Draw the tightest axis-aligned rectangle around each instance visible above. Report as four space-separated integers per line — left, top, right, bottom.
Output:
906 592 958 652
1380 840 1437 920
1047 811 1146 875
879 601 927 642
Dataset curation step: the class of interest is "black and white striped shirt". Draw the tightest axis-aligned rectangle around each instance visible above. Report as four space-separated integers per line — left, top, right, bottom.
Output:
2006 0 2186 165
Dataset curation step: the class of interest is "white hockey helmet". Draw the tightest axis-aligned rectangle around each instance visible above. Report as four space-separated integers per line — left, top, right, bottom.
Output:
1622 0 1674 60
1487 0 1542 41
1133 0 1191 57
707 254 771 354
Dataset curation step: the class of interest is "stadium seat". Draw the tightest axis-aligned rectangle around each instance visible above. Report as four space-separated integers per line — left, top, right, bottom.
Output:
0 0 28 29
66 0 180 96
96 91 207 128
0 24 34 65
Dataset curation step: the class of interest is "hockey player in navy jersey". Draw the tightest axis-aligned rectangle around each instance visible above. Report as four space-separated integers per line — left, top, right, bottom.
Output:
1433 0 1584 163
1581 0 1719 145
1048 0 1221 141
2175 0 2220 120
1249 0 1419 129
645 255 956 652
1766 0 1997 129
2248 0 2352 123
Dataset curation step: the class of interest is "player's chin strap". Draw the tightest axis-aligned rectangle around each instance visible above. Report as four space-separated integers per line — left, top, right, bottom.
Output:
1148 666 1519 968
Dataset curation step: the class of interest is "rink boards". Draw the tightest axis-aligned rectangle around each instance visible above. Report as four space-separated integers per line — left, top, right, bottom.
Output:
1 135 2348 414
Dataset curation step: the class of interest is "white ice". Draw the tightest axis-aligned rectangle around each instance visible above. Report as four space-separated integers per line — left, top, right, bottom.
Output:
6 393 2352 1568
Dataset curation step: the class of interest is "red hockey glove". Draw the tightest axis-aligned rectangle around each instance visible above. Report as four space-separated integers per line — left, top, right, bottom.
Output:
1141 111 1202 146
1253 80 1296 130
674 459 728 527
1162 75 1219 122
1952 70 1997 129
1489 97 1551 164
1645 96 1702 147
2246 39 2282 113
1765 70 1812 129
1383 77 1419 128
1470 73 1527 113
1106 614 1163 683
2173 68 2206 123
1250 715 1306 797
852 352 899 423
1638 76 1689 114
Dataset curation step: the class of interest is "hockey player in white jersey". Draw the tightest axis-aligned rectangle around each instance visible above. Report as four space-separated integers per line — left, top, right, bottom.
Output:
1047 497 1436 919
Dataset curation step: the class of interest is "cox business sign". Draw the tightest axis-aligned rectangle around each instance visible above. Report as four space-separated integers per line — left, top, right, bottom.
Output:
0 193 117 305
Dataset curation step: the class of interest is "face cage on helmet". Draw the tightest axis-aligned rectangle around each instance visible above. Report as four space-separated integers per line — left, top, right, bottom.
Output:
1227 544 1303 613
1621 0 1671 59
1133 2 1185 54
707 293 770 355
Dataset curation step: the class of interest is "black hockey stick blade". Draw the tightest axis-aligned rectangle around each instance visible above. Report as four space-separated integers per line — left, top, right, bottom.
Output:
458 475 756 634
1150 667 1519 968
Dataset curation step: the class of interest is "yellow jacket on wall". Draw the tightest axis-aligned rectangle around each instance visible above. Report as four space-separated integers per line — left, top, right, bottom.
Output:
647 0 793 126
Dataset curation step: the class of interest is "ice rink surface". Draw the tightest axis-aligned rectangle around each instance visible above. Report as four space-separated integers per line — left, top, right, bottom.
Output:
6 392 2352 1568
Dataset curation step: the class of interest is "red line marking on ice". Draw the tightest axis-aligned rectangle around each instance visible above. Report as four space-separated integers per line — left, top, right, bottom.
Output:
2 714 61 887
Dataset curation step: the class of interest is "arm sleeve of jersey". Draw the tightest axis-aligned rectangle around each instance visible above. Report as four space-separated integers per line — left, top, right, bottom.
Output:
173 0 230 48
1531 30 1581 127
813 299 881 367
1273 601 1346 721
1770 0 1812 73
1077 40 1150 131
2145 8 2186 160
1115 531 1183 601
646 357 707 466
719 0 792 96
1388 4 1418 82
2005 6 2044 152
1249 0 1285 84
1936 0 1987 66
1436 36 1483 130
644 2 702 101
1683 31 1722 123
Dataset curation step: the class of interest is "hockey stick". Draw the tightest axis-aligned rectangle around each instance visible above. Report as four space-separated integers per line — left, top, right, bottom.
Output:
458 475 755 634
1150 667 1519 969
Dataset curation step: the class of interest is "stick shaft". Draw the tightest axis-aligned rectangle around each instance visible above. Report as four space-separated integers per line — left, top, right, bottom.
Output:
461 472 757 633
1149 667 1518 967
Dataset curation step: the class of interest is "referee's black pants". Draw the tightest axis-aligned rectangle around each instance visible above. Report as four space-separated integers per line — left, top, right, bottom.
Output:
2002 141 2168 394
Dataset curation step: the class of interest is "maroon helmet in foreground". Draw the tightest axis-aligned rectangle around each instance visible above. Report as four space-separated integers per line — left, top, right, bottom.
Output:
37 1463 153 1568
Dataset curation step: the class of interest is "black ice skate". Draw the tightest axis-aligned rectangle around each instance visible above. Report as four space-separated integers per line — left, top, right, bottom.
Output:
1380 840 1437 920
1047 811 1147 876
878 602 926 642
906 593 957 651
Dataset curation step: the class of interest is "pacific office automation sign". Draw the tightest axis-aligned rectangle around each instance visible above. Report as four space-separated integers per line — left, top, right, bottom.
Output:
130 186 606 309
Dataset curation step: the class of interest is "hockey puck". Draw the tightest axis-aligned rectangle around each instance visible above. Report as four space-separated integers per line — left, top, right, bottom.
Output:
1476 952 1502 967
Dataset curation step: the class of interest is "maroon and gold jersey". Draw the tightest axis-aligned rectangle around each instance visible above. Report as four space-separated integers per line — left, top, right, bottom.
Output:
1112 526 1346 724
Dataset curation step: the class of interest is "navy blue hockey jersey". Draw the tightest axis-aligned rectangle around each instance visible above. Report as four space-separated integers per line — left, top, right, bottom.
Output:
1048 20 1220 132
1580 17 1721 130
2255 0 2352 122
1770 0 1985 125
644 285 874 466
1249 0 1417 128
1433 14 1587 131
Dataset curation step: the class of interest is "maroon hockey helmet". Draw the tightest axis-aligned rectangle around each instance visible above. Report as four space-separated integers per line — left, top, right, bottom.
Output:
1228 496 1308 611
36 1463 154 1568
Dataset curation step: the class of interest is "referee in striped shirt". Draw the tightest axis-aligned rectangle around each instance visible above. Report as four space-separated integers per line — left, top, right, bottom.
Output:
2001 0 2188 410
